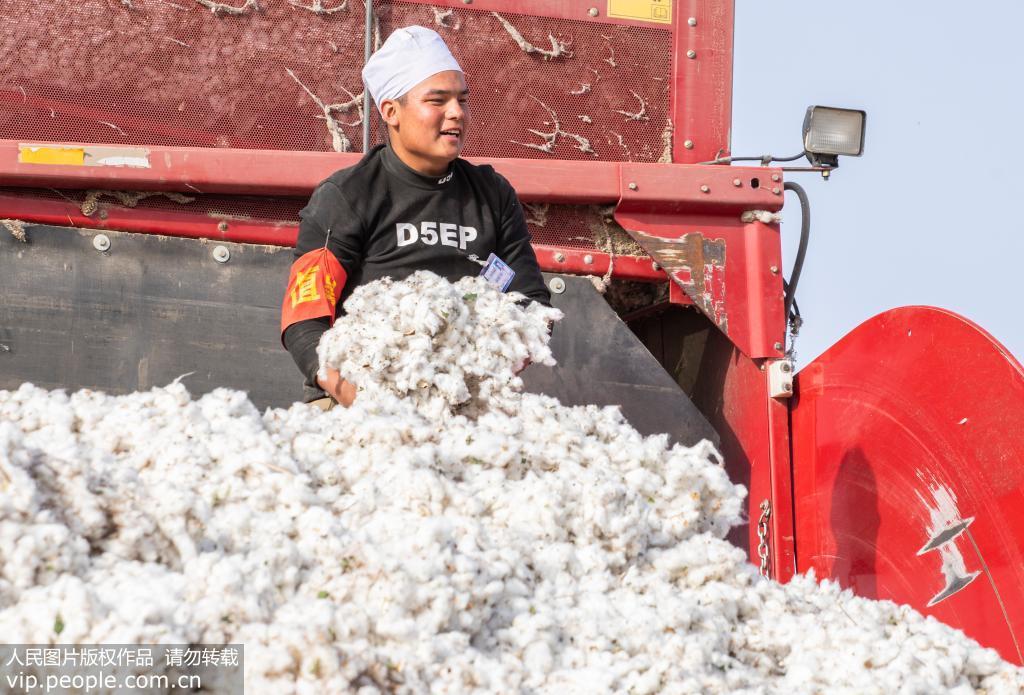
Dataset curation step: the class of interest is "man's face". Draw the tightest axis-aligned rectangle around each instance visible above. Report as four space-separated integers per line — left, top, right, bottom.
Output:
382 70 469 176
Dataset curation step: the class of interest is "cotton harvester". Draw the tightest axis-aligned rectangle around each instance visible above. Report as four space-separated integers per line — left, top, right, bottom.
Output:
2 0 1022 665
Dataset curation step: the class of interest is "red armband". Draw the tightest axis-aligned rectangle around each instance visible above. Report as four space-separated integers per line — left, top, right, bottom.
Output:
280 247 347 341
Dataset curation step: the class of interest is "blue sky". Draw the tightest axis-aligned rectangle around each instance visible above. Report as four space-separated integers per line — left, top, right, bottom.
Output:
732 2 1024 366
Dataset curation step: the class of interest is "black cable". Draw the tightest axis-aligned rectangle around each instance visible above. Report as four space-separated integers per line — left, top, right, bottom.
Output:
697 152 807 166
768 152 808 163
782 181 810 321
782 279 802 336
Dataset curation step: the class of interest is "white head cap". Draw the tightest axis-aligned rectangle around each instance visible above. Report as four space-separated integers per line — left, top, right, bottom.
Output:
362 26 463 114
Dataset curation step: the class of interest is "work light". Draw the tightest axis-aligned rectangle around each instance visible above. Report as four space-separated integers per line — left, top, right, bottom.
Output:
802 106 866 168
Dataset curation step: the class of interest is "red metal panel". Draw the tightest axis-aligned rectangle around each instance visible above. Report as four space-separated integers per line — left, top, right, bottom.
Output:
613 208 786 359
0 140 627 201
672 0 734 164
691 330 790 574
619 161 782 213
533 245 664 282
791 306 1024 664
0 140 781 207
766 394 796 581
0 193 299 247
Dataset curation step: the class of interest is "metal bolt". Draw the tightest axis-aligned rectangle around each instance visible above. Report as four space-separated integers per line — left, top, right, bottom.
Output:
583 254 594 265
759 363 766 372
700 185 710 194
554 252 565 263
771 173 781 182
688 17 697 26
628 182 638 191
769 265 779 274
783 381 792 392
98 210 108 221
549 277 566 294
772 187 781 195
686 50 696 59
213 245 231 263
683 140 694 150
588 7 599 16
92 234 110 252
773 342 784 351
781 362 792 373
461 0 471 3
732 178 742 187
218 221 229 232
651 261 661 271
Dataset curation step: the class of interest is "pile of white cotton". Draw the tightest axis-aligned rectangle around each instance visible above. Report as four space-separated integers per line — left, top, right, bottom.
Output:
1 272 1022 694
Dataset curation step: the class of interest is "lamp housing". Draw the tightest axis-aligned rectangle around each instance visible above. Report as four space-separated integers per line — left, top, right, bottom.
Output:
802 106 866 168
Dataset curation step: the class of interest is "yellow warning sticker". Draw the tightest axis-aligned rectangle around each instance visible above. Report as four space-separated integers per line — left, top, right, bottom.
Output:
607 0 672 24
18 146 85 166
18 145 151 168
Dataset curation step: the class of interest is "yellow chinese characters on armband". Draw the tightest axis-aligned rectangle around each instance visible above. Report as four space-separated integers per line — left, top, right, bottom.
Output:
280 247 347 340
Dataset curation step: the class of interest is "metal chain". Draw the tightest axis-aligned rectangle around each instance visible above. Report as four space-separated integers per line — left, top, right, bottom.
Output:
757 499 772 579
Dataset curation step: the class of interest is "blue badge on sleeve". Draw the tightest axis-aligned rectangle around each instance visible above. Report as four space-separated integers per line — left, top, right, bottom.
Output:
480 253 516 292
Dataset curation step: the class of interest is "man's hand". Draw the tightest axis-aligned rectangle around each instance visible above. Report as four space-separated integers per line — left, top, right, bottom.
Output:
317 368 357 407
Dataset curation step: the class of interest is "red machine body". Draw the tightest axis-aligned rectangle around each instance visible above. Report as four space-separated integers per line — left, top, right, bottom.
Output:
1 0 1021 664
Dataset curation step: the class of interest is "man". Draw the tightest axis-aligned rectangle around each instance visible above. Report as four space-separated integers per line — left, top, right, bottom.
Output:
281 26 551 409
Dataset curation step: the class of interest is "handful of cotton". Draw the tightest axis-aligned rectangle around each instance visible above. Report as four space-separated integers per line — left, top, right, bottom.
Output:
317 271 562 418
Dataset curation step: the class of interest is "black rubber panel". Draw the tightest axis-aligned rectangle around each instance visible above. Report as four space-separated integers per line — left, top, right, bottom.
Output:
520 274 718 447
0 224 303 407
1 224 717 446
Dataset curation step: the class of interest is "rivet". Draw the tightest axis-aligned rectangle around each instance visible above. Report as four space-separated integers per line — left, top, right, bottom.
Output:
213 245 231 263
549 277 566 294
783 381 792 392
686 50 696 59
773 342 783 351
732 178 742 187
461 0 471 3
683 140 694 149
98 210 108 221
651 261 661 271
588 7 598 16
772 187 781 195
769 265 779 274
583 254 594 265
554 252 565 263
781 362 792 373
92 234 110 252
771 173 781 182
700 185 710 194
218 221 229 232
688 17 697 26
628 182 638 191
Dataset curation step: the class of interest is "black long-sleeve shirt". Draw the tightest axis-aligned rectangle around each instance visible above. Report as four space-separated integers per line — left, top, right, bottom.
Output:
283 143 551 401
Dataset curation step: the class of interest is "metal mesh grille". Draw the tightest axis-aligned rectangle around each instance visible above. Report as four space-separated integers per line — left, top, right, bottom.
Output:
0 1 367 151
378 3 672 161
0 1 671 161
